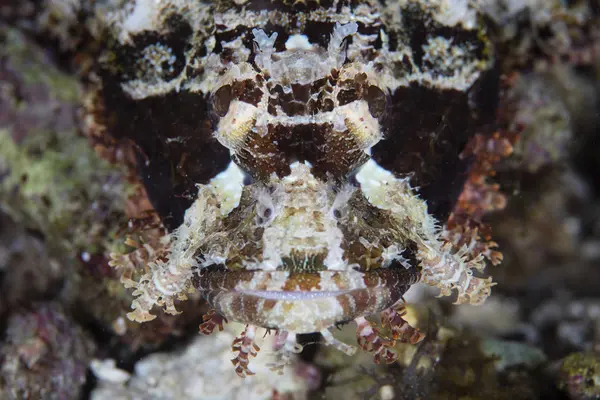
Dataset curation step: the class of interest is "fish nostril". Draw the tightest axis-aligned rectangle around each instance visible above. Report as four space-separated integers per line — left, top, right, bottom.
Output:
212 84 233 117
243 173 254 186
263 207 272 219
365 85 387 119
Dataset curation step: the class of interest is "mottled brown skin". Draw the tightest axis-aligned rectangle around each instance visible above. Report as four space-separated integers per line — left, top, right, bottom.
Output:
233 123 369 181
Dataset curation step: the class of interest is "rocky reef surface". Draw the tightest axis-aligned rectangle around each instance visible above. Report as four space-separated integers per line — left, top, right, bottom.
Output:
1 1 599 399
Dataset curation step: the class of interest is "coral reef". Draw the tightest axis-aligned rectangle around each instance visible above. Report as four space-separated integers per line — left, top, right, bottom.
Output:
0 23 127 258
0 303 96 400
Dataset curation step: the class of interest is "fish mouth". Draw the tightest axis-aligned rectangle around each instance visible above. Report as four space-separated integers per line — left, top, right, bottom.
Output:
194 265 419 333
234 289 355 300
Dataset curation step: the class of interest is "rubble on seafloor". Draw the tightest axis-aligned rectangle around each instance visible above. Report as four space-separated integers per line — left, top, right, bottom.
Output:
90 323 316 400
0 0 599 399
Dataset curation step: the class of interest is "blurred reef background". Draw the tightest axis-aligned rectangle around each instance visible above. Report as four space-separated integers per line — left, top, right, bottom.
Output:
1 1 600 399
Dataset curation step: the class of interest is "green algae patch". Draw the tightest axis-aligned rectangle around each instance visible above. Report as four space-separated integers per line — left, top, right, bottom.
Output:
0 26 131 257
1 28 80 103
0 128 130 255
559 352 600 400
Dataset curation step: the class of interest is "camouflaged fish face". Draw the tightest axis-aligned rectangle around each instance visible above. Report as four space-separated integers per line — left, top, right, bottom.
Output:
101 0 498 375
